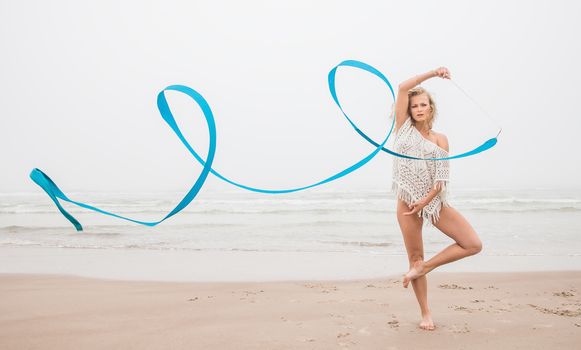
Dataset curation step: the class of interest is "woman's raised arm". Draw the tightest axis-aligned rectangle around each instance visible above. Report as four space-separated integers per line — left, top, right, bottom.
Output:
394 67 450 130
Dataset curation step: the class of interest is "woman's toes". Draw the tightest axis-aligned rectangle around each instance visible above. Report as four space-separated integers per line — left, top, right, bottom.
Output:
402 275 410 288
419 315 435 331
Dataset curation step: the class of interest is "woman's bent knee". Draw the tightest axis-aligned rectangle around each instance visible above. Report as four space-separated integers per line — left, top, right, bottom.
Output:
467 240 483 255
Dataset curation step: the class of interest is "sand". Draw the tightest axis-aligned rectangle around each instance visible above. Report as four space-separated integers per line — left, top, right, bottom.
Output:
1 271 580 349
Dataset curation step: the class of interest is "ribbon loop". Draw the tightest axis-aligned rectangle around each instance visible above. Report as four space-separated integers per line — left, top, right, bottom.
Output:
30 60 498 231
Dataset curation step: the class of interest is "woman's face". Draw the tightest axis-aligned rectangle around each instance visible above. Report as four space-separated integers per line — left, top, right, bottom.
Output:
409 93 432 123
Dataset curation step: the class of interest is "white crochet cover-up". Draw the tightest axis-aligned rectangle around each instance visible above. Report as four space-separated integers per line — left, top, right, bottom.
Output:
392 117 450 225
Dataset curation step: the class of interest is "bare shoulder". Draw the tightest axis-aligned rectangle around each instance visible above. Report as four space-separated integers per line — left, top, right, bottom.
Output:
433 131 449 152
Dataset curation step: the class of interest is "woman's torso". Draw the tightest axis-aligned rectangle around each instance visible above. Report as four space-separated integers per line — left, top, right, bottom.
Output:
392 117 450 224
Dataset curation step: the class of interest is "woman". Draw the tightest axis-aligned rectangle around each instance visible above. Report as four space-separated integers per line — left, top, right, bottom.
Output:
392 67 483 331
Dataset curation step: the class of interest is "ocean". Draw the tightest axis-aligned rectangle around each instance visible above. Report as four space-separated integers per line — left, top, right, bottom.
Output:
1 188 580 281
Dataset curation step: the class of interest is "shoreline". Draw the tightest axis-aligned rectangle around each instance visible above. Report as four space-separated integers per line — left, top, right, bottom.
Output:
2 269 581 284
2 245 581 282
1 271 580 349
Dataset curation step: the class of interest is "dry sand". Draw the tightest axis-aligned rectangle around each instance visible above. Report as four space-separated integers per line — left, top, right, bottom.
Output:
1 271 580 349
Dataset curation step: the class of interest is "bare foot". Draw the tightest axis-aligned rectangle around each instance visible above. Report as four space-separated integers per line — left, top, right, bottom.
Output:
419 313 435 331
402 260 426 288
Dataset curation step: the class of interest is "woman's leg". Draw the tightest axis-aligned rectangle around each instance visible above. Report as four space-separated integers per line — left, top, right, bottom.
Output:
425 206 482 273
405 206 483 280
396 199 434 330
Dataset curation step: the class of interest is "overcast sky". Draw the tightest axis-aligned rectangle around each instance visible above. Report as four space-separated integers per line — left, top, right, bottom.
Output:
1 0 580 195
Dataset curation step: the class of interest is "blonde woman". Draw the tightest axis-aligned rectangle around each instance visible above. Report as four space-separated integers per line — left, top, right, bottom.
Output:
392 67 483 330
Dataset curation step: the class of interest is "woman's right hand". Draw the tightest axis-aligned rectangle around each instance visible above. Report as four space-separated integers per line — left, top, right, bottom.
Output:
433 67 451 79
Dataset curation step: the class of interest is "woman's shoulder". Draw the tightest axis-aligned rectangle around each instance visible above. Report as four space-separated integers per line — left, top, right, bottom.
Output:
432 131 449 152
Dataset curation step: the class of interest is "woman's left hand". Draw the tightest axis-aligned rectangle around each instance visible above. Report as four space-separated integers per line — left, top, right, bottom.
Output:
433 67 451 79
403 200 427 216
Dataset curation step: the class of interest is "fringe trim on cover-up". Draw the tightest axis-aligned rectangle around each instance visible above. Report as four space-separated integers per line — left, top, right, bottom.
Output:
392 181 450 226
434 180 449 207
392 182 415 206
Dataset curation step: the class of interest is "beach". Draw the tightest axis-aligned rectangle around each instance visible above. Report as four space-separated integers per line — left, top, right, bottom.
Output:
1 271 580 349
1 189 581 348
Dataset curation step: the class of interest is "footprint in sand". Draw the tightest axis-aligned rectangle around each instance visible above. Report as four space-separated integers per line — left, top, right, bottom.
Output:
561 301 581 306
553 290 575 297
449 305 474 313
528 304 581 317
478 305 508 314
237 289 264 302
242 290 265 296
438 283 473 290
337 332 351 339
303 283 338 293
387 320 399 329
366 282 391 289
379 280 395 287
449 323 471 334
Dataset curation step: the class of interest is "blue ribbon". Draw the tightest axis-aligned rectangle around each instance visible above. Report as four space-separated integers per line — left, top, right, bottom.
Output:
30 60 499 231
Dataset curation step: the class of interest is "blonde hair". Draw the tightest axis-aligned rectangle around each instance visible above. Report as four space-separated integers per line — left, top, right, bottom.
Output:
407 87 437 130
